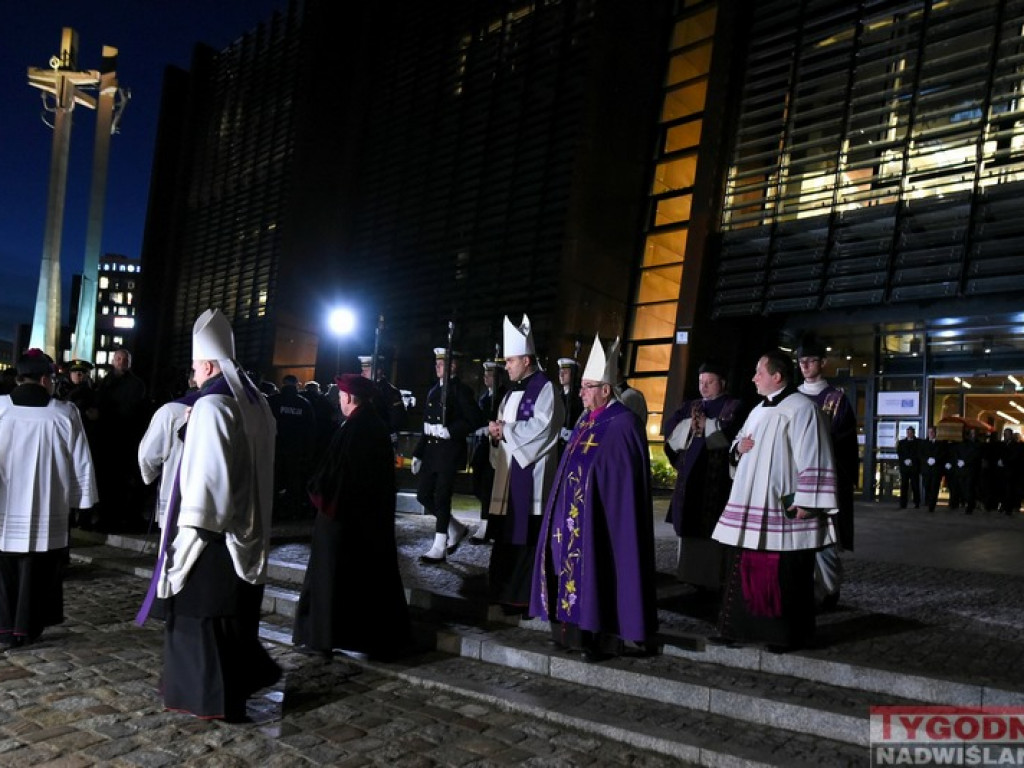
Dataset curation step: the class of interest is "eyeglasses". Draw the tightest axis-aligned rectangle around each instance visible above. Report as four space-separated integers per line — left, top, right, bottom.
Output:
579 383 605 390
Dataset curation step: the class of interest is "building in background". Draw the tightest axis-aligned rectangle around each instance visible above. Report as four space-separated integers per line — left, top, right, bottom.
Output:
671 0 1024 498
70 252 141 369
137 0 668 414
136 0 1024 498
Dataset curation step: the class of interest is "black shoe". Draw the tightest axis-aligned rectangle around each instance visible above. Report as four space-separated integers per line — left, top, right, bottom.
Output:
820 591 840 612
446 527 469 555
293 644 332 660
581 646 614 663
419 553 446 564
468 536 491 546
765 643 795 654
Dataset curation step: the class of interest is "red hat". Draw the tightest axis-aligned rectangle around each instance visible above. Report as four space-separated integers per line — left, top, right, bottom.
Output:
335 373 376 400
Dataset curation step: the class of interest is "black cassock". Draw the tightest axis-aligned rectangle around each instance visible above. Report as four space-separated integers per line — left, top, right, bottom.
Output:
292 405 412 659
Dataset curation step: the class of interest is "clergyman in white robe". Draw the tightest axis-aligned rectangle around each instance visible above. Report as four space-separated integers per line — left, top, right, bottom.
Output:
0 388 97 646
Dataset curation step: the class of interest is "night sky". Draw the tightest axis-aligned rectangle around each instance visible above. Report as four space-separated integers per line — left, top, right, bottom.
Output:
0 1 290 346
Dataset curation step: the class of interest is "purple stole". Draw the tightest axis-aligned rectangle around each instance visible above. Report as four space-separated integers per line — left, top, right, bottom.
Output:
505 371 548 545
134 376 238 625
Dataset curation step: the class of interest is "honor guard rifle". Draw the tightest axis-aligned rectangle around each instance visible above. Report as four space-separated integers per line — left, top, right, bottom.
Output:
491 342 503 420
440 319 455 427
565 338 581 431
371 314 384 382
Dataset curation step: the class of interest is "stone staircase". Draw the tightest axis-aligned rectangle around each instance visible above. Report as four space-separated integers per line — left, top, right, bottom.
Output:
68 520 1015 768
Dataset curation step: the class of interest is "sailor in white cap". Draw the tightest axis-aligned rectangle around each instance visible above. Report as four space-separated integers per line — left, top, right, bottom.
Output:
412 346 486 563
148 308 281 722
481 315 562 611
556 356 583 449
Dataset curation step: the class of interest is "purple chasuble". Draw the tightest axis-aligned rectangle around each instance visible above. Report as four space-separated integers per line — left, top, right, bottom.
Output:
529 400 658 643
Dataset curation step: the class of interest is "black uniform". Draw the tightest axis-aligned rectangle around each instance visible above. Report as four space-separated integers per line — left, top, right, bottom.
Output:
414 375 485 536
268 384 316 518
470 384 507 520
374 375 407 434
919 435 947 512
951 435 982 514
896 433 921 508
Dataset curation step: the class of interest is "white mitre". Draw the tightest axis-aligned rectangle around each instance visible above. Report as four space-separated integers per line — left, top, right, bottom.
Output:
502 314 536 357
193 308 235 361
581 333 619 385
193 308 261 439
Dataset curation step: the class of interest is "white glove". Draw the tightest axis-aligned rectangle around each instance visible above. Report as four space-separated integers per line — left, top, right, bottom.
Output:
437 426 451 440
560 427 572 442
475 426 489 437
927 457 935 466
412 457 422 475
904 459 912 466
945 463 952 470
998 459 1004 467
957 459 965 468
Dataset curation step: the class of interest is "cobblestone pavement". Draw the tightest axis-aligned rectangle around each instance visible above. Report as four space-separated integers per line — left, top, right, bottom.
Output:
19 494 1022 766
0 565 687 767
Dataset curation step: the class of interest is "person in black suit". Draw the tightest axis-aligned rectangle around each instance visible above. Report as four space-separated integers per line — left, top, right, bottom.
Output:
919 426 946 512
896 426 921 508
412 348 485 563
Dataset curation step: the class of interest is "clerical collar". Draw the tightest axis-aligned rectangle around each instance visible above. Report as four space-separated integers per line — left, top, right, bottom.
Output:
799 379 828 396
763 384 797 407
509 369 538 392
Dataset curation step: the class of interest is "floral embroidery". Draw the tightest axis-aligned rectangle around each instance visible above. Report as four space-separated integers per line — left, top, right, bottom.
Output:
556 434 589 618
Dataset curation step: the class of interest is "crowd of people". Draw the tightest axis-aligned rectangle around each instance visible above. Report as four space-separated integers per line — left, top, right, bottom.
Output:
11 308 1009 722
897 424 1024 515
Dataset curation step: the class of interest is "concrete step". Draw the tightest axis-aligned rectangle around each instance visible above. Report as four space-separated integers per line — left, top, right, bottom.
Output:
71 529 1020 710
258 606 904 749
256 612 865 767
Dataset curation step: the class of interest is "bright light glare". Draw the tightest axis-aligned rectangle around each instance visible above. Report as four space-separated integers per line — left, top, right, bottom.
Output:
328 308 356 336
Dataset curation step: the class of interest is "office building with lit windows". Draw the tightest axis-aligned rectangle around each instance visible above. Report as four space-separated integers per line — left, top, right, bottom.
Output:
139 0 1024 498
69 253 141 368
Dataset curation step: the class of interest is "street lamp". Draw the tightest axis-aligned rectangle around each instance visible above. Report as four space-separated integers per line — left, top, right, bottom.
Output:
327 307 356 374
